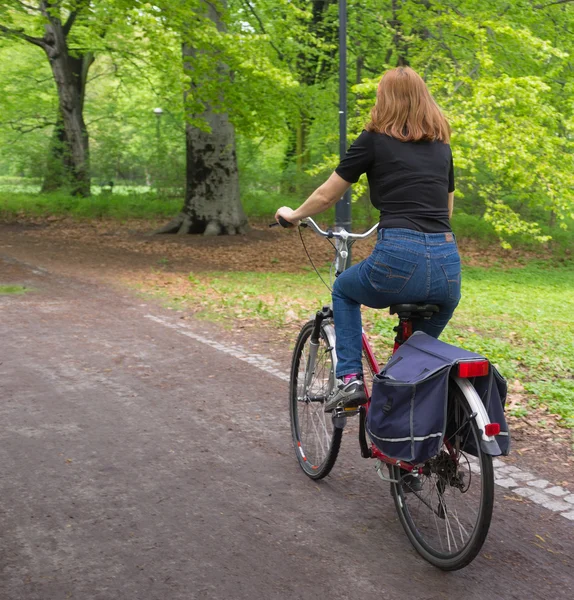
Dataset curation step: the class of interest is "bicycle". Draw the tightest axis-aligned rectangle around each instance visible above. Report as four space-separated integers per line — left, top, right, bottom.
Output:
283 217 500 571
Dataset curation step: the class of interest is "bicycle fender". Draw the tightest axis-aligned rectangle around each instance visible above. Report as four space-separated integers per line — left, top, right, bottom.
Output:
451 376 502 456
322 321 337 372
322 322 347 430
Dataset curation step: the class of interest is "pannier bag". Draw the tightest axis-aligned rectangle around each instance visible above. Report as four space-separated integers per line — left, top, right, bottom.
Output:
366 331 510 464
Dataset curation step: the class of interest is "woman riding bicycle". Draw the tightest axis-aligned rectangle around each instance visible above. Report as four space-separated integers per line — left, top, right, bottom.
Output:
275 66 459 413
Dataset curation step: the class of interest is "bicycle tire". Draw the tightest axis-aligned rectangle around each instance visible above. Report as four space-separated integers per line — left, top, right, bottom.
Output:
290 319 342 479
389 384 495 570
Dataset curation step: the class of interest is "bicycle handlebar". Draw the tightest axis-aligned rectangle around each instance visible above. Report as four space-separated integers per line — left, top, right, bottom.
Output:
270 216 378 240
301 217 378 241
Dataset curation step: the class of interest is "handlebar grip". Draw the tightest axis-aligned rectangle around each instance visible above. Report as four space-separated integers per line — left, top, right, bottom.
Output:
269 216 295 228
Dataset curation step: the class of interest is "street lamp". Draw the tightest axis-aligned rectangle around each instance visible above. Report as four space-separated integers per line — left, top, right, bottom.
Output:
337 0 352 265
153 108 163 188
153 107 163 145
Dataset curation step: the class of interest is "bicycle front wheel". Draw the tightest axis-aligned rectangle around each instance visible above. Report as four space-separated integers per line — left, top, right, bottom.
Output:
390 383 495 570
290 319 342 479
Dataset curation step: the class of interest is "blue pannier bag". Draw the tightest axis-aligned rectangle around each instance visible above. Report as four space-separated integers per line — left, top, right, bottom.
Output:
366 331 510 464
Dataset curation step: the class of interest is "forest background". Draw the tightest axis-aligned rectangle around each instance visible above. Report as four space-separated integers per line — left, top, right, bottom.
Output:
0 0 573 433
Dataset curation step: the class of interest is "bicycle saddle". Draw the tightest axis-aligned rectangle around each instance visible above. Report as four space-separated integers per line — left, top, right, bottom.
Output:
390 304 440 319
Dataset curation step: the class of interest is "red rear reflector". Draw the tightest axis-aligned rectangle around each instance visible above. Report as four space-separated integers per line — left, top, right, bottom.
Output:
458 360 489 378
485 423 501 437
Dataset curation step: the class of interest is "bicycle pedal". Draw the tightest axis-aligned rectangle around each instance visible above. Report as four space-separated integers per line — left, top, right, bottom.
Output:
334 407 360 416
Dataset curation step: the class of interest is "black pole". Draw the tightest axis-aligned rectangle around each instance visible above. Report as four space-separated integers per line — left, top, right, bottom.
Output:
337 0 351 264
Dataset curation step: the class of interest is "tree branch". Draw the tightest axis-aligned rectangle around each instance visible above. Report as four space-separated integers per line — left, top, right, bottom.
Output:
453 64 479 92
240 0 284 60
85 114 117 127
0 23 47 50
1 117 55 134
14 0 41 12
63 10 78 35
62 0 89 36
425 29 460 70
22 73 54 84
39 0 63 22
86 67 116 84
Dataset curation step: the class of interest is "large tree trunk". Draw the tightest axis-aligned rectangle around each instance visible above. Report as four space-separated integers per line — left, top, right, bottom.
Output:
42 13 92 196
42 52 94 194
157 110 247 235
1 3 92 195
157 1 247 236
41 111 70 193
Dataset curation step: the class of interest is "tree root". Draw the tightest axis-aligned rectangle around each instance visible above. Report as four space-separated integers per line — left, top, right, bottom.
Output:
153 214 185 234
153 213 249 236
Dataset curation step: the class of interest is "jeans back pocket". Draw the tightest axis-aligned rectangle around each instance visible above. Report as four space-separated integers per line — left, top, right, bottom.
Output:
441 259 461 301
368 249 418 294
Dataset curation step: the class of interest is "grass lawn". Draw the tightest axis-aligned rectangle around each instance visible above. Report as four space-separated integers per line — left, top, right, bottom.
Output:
0 190 182 220
142 262 574 429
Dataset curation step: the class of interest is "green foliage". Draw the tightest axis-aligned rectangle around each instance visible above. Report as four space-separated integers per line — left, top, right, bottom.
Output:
0 0 573 240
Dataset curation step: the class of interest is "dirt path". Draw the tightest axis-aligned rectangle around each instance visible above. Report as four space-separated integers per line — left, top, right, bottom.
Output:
1 237 573 598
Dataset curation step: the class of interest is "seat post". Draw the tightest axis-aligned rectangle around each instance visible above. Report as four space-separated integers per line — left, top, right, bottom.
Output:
389 303 440 354
393 318 413 353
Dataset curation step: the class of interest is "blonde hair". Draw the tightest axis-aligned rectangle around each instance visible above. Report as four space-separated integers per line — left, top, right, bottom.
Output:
366 67 450 143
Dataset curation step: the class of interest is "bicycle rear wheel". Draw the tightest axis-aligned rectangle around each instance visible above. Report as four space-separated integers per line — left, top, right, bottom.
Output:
389 383 494 570
290 319 342 479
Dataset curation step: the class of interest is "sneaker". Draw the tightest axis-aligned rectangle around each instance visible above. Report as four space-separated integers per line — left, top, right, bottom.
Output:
401 472 423 493
324 375 367 413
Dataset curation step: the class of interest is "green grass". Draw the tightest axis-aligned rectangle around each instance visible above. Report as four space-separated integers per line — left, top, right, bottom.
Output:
0 191 182 220
143 262 574 428
0 285 28 294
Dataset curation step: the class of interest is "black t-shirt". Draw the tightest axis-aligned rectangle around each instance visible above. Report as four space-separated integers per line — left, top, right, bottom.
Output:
335 130 454 233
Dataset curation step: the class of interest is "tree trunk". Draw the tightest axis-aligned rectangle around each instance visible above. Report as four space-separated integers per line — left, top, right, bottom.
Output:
294 117 311 194
42 17 92 196
157 97 247 235
41 51 94 194
157 1 247 236
156 109 247 235
281 126 297 194
41 112 70 193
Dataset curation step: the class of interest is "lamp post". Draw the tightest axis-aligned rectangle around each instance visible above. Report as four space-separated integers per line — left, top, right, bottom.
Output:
153 107 163 145
153 107 163 188
336 0 352 264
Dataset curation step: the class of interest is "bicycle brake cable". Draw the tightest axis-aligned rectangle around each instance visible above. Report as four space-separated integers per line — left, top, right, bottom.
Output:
298 226 335 293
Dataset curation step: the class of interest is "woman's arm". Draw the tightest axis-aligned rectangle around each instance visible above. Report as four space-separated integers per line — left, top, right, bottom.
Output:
448 191 454 219
275 172 352 226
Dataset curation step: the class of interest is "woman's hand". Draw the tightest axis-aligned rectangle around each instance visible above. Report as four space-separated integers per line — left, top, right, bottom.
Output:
275 206 300 228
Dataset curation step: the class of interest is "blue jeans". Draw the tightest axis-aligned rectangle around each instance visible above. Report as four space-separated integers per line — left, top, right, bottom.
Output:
332 228 462 378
